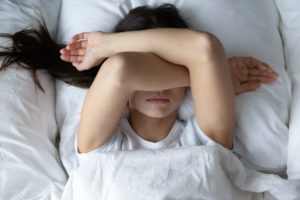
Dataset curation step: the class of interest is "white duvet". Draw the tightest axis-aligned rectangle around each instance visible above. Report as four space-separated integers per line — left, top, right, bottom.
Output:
61 144 300 200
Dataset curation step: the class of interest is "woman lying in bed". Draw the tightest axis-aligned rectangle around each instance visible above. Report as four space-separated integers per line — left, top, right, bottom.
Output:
0 4 278 155
59 4 278 154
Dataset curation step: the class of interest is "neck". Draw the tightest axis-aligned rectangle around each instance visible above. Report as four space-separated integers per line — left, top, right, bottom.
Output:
128 110 177 142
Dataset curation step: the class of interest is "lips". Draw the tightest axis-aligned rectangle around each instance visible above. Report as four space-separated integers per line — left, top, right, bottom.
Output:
146 96 170 104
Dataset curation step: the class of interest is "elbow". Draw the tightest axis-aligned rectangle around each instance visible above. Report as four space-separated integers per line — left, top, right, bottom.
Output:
196 31 223 52
99 52 133 90
190 31 225 64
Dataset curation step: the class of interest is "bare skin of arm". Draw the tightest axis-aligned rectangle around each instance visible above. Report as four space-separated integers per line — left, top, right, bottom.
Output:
77 52 190 153
61 29 278 152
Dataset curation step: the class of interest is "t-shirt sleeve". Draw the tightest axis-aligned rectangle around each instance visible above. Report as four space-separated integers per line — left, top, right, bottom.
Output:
74 127 122 165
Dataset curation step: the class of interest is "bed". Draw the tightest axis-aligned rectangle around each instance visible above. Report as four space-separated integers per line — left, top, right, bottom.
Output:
0 0 300 199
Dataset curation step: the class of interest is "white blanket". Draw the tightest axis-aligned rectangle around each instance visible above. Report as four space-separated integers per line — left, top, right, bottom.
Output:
61 144 300 200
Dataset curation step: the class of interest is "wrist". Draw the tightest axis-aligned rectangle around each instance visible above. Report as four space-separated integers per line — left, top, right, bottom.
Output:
102 32 119 57
91 32 116 58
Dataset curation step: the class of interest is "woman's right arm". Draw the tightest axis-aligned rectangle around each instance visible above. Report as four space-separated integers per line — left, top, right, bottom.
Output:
77 52 189 153
76 54 130 153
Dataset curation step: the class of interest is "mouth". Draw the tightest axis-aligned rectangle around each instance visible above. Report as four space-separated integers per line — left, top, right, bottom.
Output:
146 97 170 104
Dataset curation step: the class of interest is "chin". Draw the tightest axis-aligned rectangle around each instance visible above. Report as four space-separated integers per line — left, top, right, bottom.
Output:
147 114 169 119
145 110 174 119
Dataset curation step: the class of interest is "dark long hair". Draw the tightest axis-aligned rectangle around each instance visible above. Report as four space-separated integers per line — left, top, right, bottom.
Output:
0 4 189 92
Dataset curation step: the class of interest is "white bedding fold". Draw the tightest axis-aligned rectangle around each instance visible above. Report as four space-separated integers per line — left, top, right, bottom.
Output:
274 0 300 180
61 144 300 200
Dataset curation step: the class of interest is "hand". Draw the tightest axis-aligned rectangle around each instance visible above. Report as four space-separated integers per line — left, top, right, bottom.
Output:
60 32 111 71
228 57 279 95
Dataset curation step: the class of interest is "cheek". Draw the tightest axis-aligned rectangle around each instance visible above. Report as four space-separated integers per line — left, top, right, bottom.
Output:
172 89 186 103
129 93 146 110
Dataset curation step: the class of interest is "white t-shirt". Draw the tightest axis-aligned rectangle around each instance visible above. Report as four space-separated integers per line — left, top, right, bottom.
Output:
76 117 215 165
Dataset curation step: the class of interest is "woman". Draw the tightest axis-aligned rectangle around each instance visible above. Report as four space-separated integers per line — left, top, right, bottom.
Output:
59 4 278 155
0 4 278 155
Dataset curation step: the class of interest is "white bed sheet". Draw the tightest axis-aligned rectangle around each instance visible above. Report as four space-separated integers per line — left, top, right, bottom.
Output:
61 144 300 200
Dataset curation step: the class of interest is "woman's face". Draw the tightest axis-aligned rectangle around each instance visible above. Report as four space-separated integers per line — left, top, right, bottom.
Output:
128 87 186 118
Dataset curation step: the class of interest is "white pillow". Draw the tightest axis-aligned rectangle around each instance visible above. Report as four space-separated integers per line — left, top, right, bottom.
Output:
0 0 66 199
275 0 300 180
57 0 124 44
0 67 66 199
0 0 61 43
56 0 291 174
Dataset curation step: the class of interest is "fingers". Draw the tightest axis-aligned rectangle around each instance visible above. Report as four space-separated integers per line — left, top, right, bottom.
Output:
238 81 261 94
237 73 277 94
60 49 84 62
250 60 277 76
60 48 86 56
247 75 277 83
232 57 281 94
67 41 87 50
71 32 88 42
236 57 279 81
60 41 86 62
236 74 277 94
60 54 84 62
243 57 277 73
246 57 268 69
59 32 90 69
248 68 278 78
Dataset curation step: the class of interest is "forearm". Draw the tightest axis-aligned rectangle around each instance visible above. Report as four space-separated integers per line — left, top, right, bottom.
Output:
107 28 210 68
116 52 190 91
